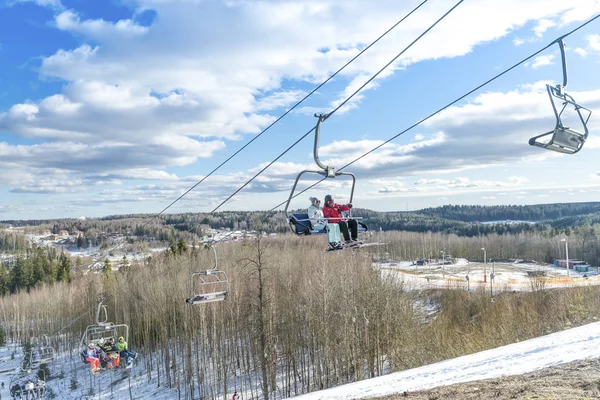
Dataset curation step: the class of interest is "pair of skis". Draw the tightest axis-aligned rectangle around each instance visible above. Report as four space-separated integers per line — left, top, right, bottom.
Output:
324 241 385 253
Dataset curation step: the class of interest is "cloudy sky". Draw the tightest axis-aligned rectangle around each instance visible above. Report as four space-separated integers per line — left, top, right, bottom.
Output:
1 0 600 220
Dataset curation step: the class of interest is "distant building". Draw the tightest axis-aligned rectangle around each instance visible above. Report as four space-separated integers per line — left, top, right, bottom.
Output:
554 259 587 268
58 230 69 237
416 259 428 266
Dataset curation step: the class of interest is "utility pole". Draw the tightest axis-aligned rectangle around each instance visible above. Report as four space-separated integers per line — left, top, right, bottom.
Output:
561 238 569 277
481 247 487 283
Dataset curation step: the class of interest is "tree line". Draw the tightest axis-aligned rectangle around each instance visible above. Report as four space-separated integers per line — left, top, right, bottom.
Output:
0 247 72 296
4 202 600 240
418 202 600 223
2 233 600 399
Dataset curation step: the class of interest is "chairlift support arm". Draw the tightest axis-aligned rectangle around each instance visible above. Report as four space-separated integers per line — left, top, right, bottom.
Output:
283 114 356 214
555 38 568 91
95 300 109 326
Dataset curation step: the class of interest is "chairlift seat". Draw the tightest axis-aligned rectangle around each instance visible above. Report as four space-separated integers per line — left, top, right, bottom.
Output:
186 291 228 305
529 127 586 154
289 213 368 236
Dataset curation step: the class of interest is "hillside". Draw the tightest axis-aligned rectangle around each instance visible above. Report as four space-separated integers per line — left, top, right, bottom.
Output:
3 202 600 240
418 202 600 223
292 321 600 400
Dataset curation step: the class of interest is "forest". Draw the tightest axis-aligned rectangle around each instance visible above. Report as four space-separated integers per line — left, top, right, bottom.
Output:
1 231 600 399
1 200 600 398
3 201 600 240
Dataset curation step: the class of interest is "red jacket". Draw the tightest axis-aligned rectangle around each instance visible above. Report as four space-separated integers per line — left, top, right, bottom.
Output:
323 203 350 223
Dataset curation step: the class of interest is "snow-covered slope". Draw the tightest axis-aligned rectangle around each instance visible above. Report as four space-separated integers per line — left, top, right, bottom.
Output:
292 321 600 399
3 321 600 399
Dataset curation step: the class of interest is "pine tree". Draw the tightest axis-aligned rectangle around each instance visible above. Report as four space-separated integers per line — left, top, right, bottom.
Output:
9 256 28 294
0 264 8 296
32 249 45 286
56 252 71 283
103 259 112 278
0 325 6 346
41 250 54 282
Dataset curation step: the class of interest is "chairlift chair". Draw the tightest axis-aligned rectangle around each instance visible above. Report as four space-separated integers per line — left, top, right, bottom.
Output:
185 243 230 305
35 335 56 364
79 299 129 366
285 114 369 239
529 39 592 154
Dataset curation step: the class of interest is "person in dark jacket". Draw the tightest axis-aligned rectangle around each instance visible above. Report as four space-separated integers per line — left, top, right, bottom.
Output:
322 194 358 243
100 337 117 353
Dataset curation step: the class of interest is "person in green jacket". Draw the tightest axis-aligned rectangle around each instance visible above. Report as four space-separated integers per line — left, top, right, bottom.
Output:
116 336 137 367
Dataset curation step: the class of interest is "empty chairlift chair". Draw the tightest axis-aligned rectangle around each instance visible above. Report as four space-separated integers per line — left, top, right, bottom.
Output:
186 243 230 305
529 38 592 154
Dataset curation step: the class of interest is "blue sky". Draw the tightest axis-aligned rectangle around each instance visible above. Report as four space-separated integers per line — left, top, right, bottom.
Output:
1 0 600 220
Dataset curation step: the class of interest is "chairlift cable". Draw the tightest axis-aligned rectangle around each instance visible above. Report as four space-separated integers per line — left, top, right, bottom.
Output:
324 0 464 120
51 307 94 337
129 0 431 224
83 0 431 263
209 0 465 214
339 14 600 171
268 13 600 211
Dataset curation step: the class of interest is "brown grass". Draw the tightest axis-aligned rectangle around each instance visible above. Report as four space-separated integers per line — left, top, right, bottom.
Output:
1 231 599 399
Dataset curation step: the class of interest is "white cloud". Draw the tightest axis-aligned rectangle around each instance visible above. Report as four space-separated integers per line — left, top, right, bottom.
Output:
3 0 600 217
9 0 62 9
532 19 556 37
55 10 149 38
573 34 600 58
423 83 600 167
513 37 525 46
589 34 600 51
528 54 555 69
413 177 529 189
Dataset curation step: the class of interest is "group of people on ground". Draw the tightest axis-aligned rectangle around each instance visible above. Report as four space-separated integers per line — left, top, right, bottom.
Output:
307 194 359 250
83 336 137 373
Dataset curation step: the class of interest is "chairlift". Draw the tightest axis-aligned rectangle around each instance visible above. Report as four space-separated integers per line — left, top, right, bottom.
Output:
284 114 371 248
79 299 129 371
35 335 56 364
9 373 45 400
185 243 230 305
529 38 592 154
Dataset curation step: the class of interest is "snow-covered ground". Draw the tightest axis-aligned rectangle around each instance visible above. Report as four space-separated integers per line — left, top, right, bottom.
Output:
4 318 597 399
292 320 600 399
0 346 181 400
379 258 600 293
3 258 599 399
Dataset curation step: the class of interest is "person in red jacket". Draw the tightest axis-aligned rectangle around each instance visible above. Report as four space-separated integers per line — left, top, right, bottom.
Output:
322 194 358 243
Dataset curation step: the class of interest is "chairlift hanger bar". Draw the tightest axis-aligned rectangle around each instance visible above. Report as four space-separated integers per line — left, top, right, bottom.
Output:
283 114 356 215
269 14 600 212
